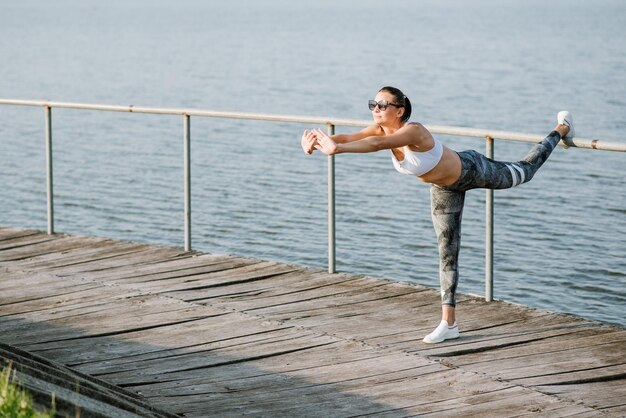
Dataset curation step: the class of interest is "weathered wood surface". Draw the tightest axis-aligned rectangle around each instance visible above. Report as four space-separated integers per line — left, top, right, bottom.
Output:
0 226 624 417
1 342 178 418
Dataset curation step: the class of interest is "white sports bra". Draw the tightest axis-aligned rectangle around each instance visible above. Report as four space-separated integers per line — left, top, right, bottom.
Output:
391 138 444 176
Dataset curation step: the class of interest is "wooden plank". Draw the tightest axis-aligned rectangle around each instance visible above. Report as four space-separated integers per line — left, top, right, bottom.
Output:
0 291 219 345
359 309 553 352
158 269 361 304
415 316 597 358
102 257 265 286
74 253 237 282
403 388 591 416
38 245 164 273
1 239 143 268
0 232 47 247
208 277 422 312
147 345 437 390
448 328 626 367
175 370 585 417
87 335 340 386
13 242 185 272
0 227 42 241
0 272 114 322
221 280 426 319
137 356 465 416
454 338 626 380
537 379 626 412
134 345 432 396
111 260 302 294
34 309 297 367
59 325 299 371
0 234 63 255
509 363 626 386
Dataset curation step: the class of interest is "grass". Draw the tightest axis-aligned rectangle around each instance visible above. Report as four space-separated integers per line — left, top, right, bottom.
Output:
0 363 56 418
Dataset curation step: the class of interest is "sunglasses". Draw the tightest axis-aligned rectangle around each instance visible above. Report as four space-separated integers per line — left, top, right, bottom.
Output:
368 100 403 111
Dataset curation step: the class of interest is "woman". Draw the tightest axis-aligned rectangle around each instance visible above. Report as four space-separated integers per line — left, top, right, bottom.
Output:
301 86 574 344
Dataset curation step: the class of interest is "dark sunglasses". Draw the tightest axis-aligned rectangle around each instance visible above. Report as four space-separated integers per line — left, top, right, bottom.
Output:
368 100 403 111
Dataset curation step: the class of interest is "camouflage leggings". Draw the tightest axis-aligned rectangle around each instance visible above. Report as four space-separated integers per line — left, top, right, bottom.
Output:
430 131 562 306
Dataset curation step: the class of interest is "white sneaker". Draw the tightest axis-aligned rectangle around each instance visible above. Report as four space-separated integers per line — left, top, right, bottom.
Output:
423 320 460 344
557 111 575 148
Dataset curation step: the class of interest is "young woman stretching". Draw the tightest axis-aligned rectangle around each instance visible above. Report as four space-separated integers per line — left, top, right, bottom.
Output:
300 86 574 344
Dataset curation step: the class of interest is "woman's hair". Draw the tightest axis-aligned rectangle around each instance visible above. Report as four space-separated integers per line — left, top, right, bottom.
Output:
379 86 412 123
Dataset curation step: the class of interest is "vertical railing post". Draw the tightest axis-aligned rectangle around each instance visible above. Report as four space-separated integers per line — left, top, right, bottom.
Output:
45 106 54 235
485 136 494 301
327 123 336 273
183 114 191 251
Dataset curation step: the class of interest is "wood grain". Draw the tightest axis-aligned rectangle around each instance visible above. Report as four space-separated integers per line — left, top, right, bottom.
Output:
1 226 623 417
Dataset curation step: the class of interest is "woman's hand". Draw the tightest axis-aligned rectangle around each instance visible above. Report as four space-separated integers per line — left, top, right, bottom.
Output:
301 130 318 155
312 129 339 155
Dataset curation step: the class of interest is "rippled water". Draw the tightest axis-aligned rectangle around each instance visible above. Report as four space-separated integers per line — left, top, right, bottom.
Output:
1 0 625 325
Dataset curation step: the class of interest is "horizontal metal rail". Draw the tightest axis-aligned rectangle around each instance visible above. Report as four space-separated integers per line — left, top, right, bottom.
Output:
1 99 625 152
1 98 625 302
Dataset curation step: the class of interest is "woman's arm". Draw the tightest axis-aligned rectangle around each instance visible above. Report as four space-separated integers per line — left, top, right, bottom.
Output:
332 125 382 143
301 125 381 154
313 123 431 155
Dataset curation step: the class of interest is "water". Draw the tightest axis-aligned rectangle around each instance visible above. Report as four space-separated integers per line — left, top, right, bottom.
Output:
1 0 625 325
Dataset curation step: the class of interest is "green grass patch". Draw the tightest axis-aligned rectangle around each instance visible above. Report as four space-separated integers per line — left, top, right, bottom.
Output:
0 363 56 418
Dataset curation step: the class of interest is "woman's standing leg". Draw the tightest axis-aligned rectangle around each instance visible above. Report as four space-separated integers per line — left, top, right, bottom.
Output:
423 185 465 343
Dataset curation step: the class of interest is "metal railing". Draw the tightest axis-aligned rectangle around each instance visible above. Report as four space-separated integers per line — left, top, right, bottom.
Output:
2 99 625 302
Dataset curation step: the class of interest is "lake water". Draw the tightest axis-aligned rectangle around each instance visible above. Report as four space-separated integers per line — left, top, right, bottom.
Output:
1 0 625 325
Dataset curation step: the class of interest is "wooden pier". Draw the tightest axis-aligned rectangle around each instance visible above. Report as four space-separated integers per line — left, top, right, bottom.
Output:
0 226 624 417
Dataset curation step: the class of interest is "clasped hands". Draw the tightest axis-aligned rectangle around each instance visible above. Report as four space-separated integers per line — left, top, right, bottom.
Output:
300 129 338 156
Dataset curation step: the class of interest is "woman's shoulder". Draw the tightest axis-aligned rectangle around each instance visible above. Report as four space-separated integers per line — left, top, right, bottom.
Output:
403 121 435 149
405 121 425 129
367 124 386 135
403 121 431 137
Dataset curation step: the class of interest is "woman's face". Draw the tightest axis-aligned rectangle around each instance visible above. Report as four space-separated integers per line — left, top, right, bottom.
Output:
371 91 404 125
